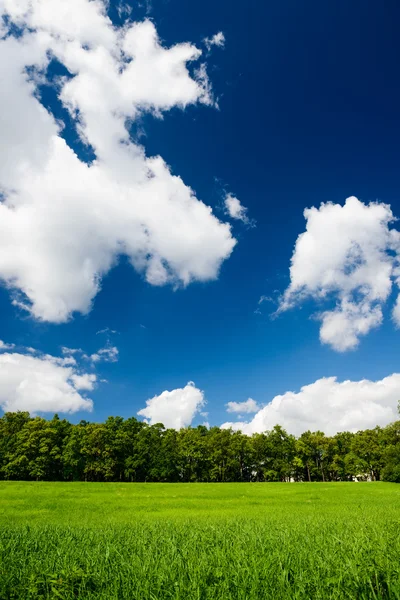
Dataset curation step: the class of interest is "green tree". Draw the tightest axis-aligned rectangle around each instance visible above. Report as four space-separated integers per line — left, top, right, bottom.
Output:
330 431 354 481
3 416 69 481
178 427 210 482
350 428 384 481
381 421 400 483
0 411 398 483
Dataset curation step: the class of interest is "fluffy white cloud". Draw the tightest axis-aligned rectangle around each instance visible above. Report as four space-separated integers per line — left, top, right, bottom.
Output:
226 398 260 414
221 374 400 436
204 32 225 51
0 1 236 322
224 193 252 225
0 350 94 414
279 197 400 351
137 381 205 429
70 373 97 391
0 337 120 413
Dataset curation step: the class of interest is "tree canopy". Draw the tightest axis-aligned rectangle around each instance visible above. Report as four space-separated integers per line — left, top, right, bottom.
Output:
0 412 399 483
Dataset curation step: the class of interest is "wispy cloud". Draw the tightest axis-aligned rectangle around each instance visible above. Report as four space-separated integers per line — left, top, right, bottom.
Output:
90 345 119 364
96 328 118 336
224 193 255 227
204 32 225 51
0 340 15 352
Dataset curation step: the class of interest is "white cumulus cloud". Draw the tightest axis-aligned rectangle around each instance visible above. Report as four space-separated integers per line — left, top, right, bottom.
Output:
137 381 205 429
226 398 260 414
221 374 400 436
70 372 97 391
0 350 94 414
279 196 400 351
0 0 236 322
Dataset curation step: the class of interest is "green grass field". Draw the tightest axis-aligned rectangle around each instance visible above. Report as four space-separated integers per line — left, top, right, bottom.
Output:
0 482 399 599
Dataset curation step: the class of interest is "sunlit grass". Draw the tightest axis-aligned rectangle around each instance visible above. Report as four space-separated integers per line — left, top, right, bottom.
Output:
0 482 399 599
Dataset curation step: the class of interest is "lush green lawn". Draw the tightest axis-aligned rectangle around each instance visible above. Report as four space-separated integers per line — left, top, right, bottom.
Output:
0 482 399 599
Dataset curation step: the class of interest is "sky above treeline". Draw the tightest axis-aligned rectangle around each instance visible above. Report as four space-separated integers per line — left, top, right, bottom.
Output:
1 0 400 435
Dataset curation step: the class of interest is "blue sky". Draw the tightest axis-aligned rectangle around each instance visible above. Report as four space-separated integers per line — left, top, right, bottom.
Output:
1 0 400 434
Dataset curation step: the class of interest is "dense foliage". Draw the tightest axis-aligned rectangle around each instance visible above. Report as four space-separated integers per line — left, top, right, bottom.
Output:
0 412 399 482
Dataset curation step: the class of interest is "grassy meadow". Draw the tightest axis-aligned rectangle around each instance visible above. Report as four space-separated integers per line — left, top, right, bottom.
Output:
0 482 399 599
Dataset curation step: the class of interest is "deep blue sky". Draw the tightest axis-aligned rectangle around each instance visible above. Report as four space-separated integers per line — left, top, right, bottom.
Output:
3 0 400 424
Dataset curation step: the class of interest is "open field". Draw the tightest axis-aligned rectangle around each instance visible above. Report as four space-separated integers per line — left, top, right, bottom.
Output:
0 482 399 599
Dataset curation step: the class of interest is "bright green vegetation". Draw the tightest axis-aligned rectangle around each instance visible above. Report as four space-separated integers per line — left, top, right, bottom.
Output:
0 482 399 599
1 412 400 484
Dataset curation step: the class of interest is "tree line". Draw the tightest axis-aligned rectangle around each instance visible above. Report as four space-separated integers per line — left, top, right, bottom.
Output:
0 412 399 483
